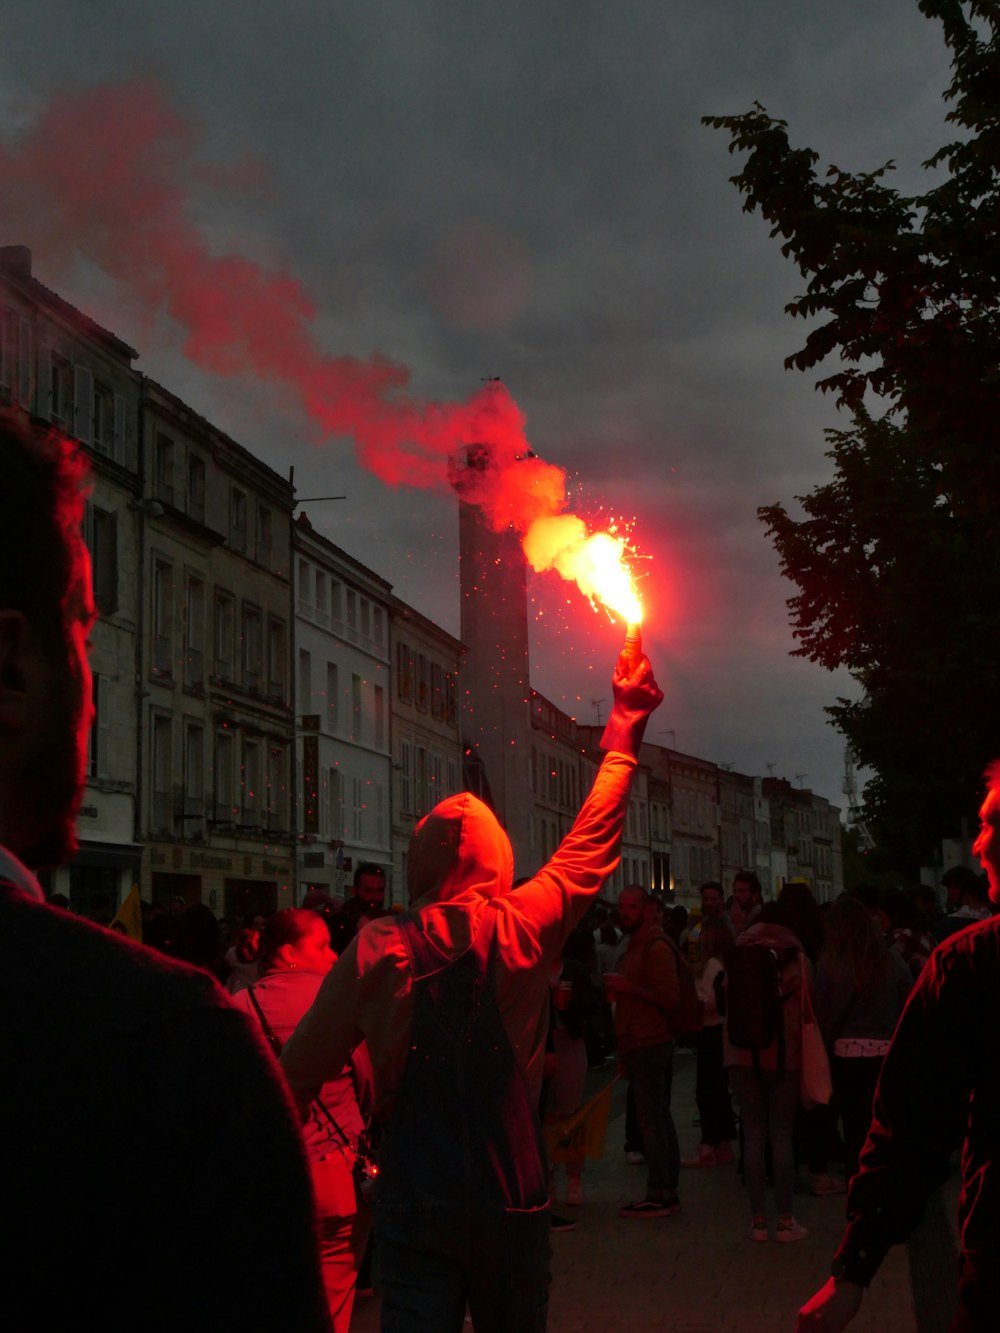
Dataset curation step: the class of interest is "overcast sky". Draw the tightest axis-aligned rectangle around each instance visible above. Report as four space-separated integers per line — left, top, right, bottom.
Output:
0 1 955 806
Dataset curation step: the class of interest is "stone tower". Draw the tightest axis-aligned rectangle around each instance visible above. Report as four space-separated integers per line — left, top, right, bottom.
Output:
450 444 534 873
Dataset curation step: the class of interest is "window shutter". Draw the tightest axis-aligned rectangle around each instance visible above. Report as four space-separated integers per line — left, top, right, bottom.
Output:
113 394 127 465
17 317 32 408
73 365 93 445
35 342 51 420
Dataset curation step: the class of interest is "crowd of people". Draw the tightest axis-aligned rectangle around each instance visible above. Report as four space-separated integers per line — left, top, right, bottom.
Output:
5 408 1000 1331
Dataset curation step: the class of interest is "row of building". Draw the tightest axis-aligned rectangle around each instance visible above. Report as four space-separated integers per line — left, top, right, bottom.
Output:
0 245 844 921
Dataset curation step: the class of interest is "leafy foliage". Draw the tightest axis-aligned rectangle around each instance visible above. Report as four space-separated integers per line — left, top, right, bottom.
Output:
704 1 1000 869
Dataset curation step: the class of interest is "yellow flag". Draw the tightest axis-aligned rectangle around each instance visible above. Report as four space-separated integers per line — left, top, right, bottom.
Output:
544 1077 617 1163
109 884 143 942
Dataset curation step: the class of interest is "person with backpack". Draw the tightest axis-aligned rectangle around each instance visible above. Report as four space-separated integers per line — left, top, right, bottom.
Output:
610 885 684 1218
724 902 811 1243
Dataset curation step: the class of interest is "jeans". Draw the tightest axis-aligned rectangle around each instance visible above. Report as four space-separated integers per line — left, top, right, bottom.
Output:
833 1055 884 1184
729 1065 799 1216
622 1042 680 1197
376 1210 551 1333
694 1025 736 1146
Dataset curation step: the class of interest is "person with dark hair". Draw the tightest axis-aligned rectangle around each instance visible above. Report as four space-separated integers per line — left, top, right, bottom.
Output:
933 864 992 942
282 650 663 1330
776 880 825 963
328 861 388 954
0 411 329 1331
730 869 763 935
611 883 683 1217
173 901 230 984
232 909 372 1332
797 760 1000 1331
684 915 736 1168
814 895 911 1185
879 890 936 979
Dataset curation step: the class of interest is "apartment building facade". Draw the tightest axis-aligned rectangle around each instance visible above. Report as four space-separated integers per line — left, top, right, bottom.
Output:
139 381 296 919
295 516 394 901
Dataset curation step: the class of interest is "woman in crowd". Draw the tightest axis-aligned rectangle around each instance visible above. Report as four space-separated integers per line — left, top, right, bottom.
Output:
231 909 373 1333
725 903 811 1243
225 916 263 994
814 893 912 1183
684 916 736 1168
879 889 937 978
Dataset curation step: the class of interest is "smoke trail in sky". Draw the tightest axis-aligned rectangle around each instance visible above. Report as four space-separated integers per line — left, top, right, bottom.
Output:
0 80 640 616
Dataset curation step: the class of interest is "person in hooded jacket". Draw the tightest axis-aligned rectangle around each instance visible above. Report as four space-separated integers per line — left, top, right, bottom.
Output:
281 649 663 1332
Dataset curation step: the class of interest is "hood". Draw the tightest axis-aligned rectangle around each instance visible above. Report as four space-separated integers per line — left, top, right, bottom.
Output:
407 792 514 905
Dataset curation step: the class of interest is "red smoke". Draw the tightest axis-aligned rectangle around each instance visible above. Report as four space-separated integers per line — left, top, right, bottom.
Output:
0 80 567 533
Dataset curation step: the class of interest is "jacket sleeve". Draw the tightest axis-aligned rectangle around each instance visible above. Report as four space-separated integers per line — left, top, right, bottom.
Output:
507 751 636 956
831 940 976 1286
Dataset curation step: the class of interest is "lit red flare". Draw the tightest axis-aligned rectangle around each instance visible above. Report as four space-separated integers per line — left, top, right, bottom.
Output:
521 514 643 626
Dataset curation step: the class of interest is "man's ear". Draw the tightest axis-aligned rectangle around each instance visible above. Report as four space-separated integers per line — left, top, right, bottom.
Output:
0 610 34 731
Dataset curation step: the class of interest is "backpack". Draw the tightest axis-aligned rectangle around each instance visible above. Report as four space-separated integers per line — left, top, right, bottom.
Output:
659 935 704 1045
722 943 798 1072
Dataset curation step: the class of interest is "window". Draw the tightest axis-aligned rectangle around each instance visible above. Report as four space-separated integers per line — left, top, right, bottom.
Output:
346 590 357 630
360 598 371 639
84 504 118 616
416 745 428 816
152 559 174 677
415 654 428 711
372 606 384 646
154 432 175 505
315 571 327 620
352 777 365 842
330 580 342 622
215 590 235 680
187 454 206 522
299 649 312 713
242 604 261 690
243 738 261 820
374 684 385 749
445 673 457 727
215 730 235 822
184 722 205 814
431 662 444 720
151 714 173 835
267 745 286 830
184 577 205 688
328 766 342 840
0 305 16 402
326 662 339 732
50 353 72 425
267 618 286 702
375 782 386 846
397 642 413 702
298 559 311 606
400 741 413 816
92 383 115 456
351 674 363 741
256 505 273 565
230 488 247 552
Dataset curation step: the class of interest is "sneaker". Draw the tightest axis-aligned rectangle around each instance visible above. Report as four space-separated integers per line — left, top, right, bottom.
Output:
619 1196 677 1218
549 1213 577 1232
566 1178 583 1206
776 1216 808 1243
811 1173 846 1196
750 1216 769 1242
625 1150 645 1165
681 1147 717 1168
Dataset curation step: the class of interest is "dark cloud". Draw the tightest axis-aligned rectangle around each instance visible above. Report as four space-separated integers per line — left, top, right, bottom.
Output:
0 0 955 803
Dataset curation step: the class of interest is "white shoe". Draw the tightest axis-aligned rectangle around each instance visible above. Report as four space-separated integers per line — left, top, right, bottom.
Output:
775 1216 808 1243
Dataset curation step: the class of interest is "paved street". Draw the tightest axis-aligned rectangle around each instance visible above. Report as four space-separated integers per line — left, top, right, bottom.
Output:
351 1048 960 1332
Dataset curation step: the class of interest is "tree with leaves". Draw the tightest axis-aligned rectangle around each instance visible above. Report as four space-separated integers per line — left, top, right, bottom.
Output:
705 0 1000 873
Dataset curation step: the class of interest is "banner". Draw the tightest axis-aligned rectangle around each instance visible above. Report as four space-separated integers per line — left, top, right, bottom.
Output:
544 1077 617 1163
109 884 143 942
